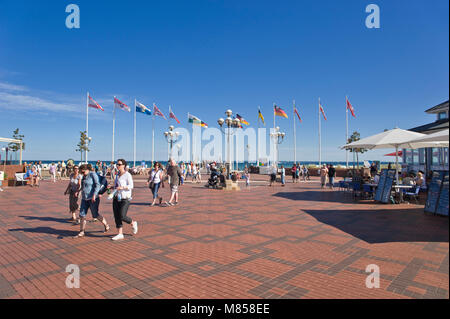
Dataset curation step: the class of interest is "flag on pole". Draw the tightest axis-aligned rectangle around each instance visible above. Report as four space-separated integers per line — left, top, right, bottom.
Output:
188 113 202 125
346 98 356 118
236 114 250 125
153 103 166 119
274 105 288 118
201 121 208 128
136 101 152 116
88 95 104 111
294 107 302 122
319 101 327 121
258 108 265 125
114 97 130 112
169 108 181 124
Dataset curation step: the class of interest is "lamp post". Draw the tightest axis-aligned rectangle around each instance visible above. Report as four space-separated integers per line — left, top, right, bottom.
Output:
164 125 180 160
218 109 240 178
1 147 6 172
85 136 92 164
270 126 285 166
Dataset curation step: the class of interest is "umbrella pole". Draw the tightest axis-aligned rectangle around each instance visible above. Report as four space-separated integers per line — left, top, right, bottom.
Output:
395 145 399 184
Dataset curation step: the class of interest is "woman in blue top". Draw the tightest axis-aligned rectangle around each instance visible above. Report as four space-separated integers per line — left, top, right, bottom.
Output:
74 164 110 238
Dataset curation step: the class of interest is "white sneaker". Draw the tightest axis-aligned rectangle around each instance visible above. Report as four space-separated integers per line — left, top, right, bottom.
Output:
111 234 124 241
132 221 138 235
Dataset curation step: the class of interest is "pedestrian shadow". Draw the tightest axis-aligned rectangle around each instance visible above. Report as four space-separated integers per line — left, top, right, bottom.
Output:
19 215 73 224
302 208 449 244
129 202 150 206
9 227 112 239
273 191 376 205
9 226 77 238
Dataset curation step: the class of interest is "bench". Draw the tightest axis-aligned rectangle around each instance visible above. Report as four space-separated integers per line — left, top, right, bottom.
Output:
14 173 28 186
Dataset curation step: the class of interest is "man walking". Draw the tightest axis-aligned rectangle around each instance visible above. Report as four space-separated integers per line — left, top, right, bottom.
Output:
166 159 182 206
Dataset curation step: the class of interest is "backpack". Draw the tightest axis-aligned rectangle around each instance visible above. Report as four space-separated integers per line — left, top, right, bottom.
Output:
96 173 109 195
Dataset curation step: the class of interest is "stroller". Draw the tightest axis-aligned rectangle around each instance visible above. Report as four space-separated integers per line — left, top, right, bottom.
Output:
205 169 223 189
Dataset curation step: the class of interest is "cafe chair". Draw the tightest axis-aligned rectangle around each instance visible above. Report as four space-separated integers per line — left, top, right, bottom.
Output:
404 186 421 204
362 184 375 199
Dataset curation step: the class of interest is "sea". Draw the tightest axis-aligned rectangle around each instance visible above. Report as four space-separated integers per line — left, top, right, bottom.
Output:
18 160 391 170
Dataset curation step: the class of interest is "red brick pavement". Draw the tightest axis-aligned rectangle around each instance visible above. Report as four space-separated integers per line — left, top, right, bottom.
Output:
0 176 448 299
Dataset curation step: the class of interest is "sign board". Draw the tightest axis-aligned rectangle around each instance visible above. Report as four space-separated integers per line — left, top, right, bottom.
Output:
424 171 447 214
436 174 449 216
425 171 449 215
381 170 396 203
374 169 388 202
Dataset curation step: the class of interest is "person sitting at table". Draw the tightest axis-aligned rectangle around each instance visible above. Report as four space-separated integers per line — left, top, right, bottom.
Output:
373 173 380 185
402 173 415 186
415 171 426 191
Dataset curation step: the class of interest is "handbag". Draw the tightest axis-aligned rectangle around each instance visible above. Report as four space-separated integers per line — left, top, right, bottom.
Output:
149 169 158 189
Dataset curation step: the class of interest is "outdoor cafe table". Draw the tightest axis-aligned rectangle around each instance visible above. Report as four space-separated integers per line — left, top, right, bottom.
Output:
393 185 414 204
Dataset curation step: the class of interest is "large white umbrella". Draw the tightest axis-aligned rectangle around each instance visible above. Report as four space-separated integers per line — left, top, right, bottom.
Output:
406 129 449 145
341 128 427 184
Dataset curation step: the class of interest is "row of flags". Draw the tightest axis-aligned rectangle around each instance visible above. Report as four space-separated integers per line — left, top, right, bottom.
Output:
89 95 185 125
88 94 357 128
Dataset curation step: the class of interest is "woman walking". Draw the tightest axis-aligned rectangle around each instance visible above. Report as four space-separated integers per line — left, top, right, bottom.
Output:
65 165 82 224
74 164 110 238
49 163 57 182
110 159 138 241
292 164 297 183
320 164 328 189
147 162 164 206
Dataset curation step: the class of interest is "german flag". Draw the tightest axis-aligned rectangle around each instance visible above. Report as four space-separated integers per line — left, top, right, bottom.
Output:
236 114 250 126
274 105 288 118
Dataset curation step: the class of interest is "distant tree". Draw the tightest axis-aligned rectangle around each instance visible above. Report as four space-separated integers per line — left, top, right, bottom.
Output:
76 131 89 162
347 131 368 169
8 128 25 162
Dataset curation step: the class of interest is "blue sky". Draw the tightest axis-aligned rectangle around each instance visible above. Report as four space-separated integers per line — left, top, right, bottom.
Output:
0 0 448 162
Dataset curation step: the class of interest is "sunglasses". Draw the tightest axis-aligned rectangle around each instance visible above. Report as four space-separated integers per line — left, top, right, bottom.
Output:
117 163 124 166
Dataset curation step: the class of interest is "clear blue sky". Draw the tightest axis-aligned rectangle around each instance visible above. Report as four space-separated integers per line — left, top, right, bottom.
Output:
0 0 448 162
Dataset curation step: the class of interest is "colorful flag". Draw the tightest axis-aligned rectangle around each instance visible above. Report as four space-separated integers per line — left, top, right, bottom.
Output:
258 108 265 125
294 107 302 122
346 98 356 118
114 97 130 112
169 108 180 124
274 105 288 118
153 103 166 119
319 102 327 121
188 113 202 126
236 114 250 125
88 95 104 111
201 121 208 128
136 101 152 116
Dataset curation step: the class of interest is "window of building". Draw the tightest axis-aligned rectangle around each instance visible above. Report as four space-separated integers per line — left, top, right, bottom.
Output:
431 148 440 165
412 149 419 164
419 148 426 165
438 112 448 120
404 149 413 164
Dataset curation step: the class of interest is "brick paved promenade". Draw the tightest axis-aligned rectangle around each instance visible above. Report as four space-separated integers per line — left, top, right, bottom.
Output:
0 176 448 299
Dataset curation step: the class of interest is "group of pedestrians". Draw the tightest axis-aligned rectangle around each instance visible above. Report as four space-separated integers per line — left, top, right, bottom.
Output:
66 160 138 241
64 158 186 240
319 164 336 189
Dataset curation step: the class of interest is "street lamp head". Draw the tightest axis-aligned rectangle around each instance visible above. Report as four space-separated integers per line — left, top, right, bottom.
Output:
225 117 233 126
232 118 240 126
164 132 169 137
217 118 225 126
276 126 280 131
169 125 175 131
225 109 233 117
281 132 286 138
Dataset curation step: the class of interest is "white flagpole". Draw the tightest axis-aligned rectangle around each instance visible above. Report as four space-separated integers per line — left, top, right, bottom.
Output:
273 103 276 166
257 106 260 167
346 96 349 168
112 97 116 163
168 106 171 160
293 100 296 165
319 98 321 167
86 92 89 164
134 99 136 168
152 104 155 166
